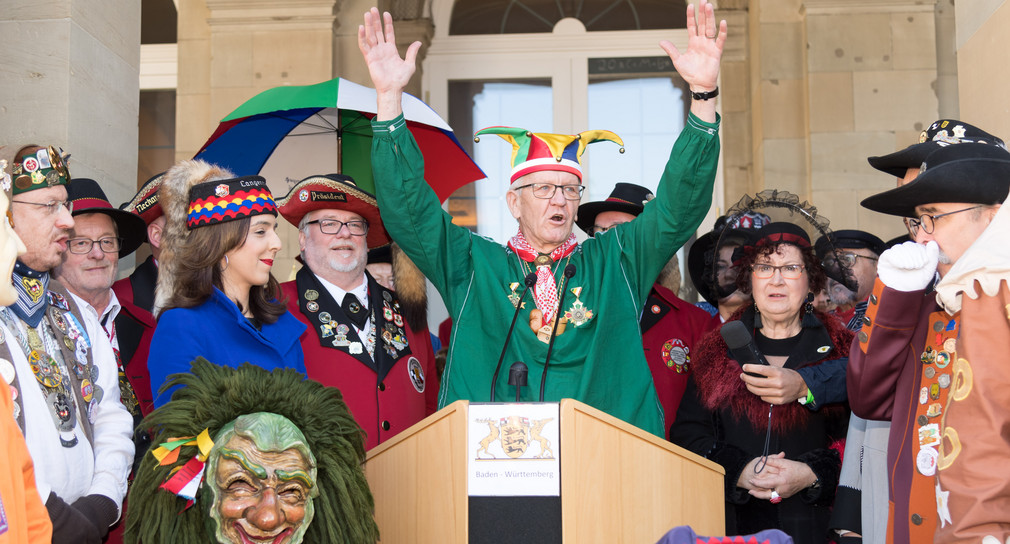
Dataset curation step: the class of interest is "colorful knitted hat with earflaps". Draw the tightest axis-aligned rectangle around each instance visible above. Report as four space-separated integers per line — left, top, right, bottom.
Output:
123 358 379 544
474 127 624 184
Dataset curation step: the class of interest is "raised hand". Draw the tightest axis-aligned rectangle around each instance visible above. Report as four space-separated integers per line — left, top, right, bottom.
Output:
659 1 727 93
358 8 421 119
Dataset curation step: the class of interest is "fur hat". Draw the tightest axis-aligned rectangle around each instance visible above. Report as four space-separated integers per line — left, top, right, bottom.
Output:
124 358 379 544
154 159 236 316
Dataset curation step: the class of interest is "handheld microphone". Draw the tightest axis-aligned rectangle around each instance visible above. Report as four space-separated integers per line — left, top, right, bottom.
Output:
490 272 538 401
540 264 576 402
720 320 770 378
507 362 529 402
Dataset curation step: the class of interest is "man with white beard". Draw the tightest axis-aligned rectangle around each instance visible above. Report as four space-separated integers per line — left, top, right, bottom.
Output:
277 174 438 451
815 230 884 332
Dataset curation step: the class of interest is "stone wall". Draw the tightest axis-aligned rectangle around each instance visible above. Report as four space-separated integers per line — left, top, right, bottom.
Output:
721 0 943 241
0 0 141 210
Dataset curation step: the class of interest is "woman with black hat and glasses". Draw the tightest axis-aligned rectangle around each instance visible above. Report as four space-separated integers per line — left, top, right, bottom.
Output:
672 221 853 543
146 160 306 407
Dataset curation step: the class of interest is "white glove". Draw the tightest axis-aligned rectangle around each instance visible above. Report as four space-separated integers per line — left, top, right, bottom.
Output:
876 240 940 292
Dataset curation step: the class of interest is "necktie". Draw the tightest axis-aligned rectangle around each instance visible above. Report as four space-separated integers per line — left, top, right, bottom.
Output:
342 293 367 329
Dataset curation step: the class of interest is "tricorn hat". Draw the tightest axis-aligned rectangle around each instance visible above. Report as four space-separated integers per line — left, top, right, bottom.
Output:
276 173 390 250
861 142 1010 217
121 172 165 226
67 178 148 257
867 119 1005 177
576 182 654 235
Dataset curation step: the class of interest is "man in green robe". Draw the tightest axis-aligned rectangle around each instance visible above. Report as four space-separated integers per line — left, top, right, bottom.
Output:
358 2 727 437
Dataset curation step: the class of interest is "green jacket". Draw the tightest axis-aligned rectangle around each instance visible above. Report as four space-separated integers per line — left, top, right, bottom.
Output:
370 113 720 437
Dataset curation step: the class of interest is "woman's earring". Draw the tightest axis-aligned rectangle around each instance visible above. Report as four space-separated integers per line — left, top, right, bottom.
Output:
802 291 818 327
753 304 763 329
221 255 230 272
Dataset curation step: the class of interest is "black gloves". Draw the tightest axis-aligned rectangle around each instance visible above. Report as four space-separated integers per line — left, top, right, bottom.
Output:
46 492 118 544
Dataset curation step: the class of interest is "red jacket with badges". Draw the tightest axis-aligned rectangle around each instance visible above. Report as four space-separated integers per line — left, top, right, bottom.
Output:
640 283 713 439
281 268 438 451
111 255 157 416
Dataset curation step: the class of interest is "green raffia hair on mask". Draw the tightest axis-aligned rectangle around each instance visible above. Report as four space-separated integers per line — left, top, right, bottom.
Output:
124 358 379 544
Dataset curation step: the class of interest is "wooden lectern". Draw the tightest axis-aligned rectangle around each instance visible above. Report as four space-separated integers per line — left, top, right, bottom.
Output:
364 399 725 543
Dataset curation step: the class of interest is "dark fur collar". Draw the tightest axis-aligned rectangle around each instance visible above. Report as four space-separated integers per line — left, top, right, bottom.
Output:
692 304 852 433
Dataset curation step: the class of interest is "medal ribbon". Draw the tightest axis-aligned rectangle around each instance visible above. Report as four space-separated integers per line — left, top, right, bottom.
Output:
0 307 80 444
103 317 140 417
508 230 577 324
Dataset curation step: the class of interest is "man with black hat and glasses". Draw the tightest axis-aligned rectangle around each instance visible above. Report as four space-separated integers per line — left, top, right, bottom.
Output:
577 182 712 437
848 125 1010 543
55 178 155 452
0 146 133 543
815 230 885 332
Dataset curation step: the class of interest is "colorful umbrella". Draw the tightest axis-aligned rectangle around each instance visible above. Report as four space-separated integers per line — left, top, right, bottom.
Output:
194 78 485 201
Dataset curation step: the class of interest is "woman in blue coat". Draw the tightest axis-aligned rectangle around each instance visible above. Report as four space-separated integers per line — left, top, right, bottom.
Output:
148 160 306 407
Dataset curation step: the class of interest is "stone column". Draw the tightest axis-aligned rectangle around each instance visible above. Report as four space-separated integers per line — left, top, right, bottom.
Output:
0 0 141 206
175 0 341 160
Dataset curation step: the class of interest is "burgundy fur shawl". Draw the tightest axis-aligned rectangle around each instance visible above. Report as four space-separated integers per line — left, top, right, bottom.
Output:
692 305 853 434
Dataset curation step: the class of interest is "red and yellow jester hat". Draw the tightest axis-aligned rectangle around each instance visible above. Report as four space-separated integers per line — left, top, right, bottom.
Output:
474 127 624 184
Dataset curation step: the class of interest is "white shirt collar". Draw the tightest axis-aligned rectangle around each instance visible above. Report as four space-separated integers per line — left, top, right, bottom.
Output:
314 273 369 309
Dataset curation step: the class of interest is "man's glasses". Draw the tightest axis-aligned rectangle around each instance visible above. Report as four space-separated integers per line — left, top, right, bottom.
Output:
11 199 73 216
305 219 369 236
514 183 585 201
821 252 878 269
68 237 122 255
751 264 805 280
904 205 984 236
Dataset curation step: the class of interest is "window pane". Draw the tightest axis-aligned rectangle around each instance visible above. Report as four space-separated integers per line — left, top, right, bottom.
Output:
448 80 553 244
585 76 688 201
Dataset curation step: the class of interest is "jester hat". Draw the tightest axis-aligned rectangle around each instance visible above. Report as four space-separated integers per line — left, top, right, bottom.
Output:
474 127 624 184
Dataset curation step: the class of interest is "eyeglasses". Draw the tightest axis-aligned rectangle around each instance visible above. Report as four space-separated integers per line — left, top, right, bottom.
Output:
591 221 631 236
822 252 878 269
67 237 122 255
514 183 585 201
305 219 368 236
751 264 806 279
11 199 73 215
904 205 984 236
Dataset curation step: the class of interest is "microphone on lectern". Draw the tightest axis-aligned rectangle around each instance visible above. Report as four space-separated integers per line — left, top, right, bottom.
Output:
507 361 529 402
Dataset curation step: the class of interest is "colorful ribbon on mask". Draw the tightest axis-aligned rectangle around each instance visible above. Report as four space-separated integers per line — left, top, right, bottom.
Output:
151 428 214 509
